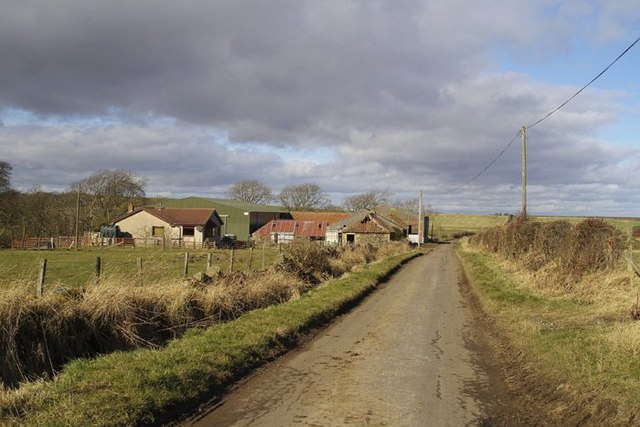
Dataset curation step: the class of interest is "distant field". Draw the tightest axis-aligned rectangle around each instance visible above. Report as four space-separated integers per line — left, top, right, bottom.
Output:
429 213 511 238
430 213 640 238
0 246 281 289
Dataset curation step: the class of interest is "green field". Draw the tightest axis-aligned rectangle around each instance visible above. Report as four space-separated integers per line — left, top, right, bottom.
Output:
0 246 282 289
429 213 511 238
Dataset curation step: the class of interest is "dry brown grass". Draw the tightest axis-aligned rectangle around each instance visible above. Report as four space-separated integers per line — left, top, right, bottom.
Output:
469 216 626 288
0 267 309 389
0 240 413 388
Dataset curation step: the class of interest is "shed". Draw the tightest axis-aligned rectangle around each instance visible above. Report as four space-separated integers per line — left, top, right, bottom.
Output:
326 210 407 245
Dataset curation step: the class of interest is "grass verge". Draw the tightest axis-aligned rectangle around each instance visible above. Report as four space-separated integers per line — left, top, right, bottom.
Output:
457 244 640 425
0 250 422 426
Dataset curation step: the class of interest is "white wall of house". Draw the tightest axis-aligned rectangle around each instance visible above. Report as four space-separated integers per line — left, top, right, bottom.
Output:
115 211 177 240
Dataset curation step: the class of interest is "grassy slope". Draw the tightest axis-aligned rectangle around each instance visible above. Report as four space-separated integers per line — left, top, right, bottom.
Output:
0 251 421 426
458 245 640 424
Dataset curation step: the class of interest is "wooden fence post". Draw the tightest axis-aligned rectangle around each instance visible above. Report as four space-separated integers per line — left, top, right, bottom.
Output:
207 252 212 269
37 258 47 297
262 241 266 270
137 257 143 285
248 246 254 270
184 252 190 277
95 256 101 285
229 248 235 273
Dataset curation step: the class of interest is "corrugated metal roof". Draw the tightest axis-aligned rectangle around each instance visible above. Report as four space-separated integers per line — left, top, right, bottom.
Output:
290 211 351 224
253 220 330 238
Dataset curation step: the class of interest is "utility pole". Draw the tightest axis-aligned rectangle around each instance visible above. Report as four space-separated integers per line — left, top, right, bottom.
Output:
521 125 527 218
417 191 423 247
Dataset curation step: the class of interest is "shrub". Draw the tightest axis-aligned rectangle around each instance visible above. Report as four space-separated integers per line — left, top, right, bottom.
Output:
469 218 624 284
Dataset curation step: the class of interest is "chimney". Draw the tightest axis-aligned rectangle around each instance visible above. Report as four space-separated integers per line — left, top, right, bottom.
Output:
127 203 134 213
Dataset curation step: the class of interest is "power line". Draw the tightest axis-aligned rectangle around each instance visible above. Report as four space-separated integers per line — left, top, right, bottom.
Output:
425 130 521 195
427 34 640 196
526 35 640 129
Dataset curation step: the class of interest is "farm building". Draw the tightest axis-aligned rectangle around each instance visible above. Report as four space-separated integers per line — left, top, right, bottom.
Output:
326 210 407 245
151 197 290 241
252 211 351 243
112 207 223 248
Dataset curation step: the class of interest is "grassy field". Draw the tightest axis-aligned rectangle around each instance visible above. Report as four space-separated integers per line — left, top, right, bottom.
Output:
458 243 640 424
0 246 282 289
429 213 640 239
429 213 510 238
0 250 422 426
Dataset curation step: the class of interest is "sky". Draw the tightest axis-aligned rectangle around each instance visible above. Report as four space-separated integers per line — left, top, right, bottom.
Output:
1 0 639 216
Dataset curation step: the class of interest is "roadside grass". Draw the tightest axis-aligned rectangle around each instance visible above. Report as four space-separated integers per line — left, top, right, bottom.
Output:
428 212 640 240
0 247 282 289
530 215 640 234
0 250 423 426
458 244 640 424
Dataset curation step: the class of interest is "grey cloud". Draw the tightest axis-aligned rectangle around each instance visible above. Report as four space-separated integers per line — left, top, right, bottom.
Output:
0 0 638 215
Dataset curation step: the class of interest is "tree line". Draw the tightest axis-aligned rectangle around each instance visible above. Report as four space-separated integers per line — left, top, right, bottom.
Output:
0 163 145 247
226 179 418 213
0 161 419 247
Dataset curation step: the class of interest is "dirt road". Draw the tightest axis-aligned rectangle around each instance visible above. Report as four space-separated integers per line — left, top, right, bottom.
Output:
183 244 496 426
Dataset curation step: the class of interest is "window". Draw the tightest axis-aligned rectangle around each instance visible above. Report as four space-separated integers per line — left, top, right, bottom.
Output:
182 227 195 237
152 226 164 237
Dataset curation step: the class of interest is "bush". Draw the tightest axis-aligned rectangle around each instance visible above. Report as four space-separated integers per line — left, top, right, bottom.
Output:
469 218 624 283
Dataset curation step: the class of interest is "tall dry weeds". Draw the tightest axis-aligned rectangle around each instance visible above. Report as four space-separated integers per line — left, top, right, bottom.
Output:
469 217 625 287
0 240 412 388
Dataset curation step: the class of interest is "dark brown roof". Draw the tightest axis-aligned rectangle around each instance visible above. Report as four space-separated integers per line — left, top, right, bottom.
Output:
114 207 222 226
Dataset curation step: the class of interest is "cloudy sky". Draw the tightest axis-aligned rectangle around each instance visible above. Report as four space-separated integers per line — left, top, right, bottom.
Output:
1 0 639 216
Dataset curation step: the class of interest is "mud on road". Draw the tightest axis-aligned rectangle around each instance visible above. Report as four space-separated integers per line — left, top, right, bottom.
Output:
179 244 565 426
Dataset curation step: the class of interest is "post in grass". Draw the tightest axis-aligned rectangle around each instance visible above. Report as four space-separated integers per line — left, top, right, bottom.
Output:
37 258 47 297
137 257 143 285
184 252 190 277
95 256 101 285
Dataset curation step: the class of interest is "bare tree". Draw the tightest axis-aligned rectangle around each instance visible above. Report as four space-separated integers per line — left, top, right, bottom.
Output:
0 161 12 193
344 190 389 211
391 197 419 214
0 161 18 246
226 179 273 204
278 183 328 211
71 169 146 230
